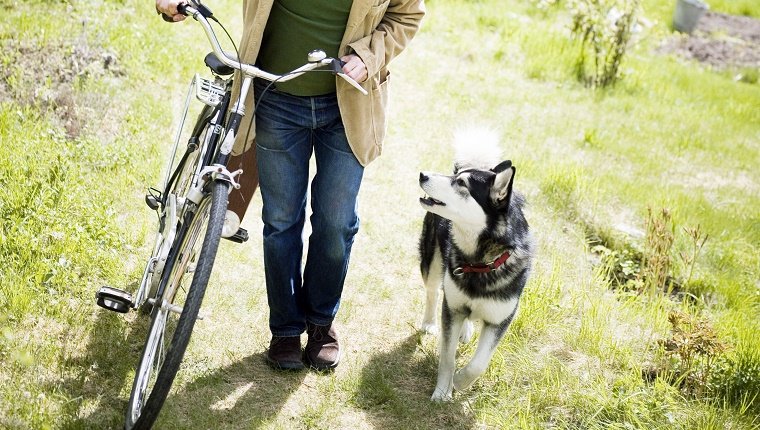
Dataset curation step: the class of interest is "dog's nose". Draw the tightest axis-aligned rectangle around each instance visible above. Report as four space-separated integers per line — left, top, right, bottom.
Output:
419 172 428 183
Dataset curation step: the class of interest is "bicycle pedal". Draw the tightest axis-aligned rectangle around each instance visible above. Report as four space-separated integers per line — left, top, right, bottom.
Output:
96 286 133 314
223 227 249 243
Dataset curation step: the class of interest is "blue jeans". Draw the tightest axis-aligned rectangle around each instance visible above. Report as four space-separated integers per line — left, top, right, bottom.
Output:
254 79 364 337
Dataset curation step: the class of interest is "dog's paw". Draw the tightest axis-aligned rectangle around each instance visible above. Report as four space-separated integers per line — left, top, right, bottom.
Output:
420 321 438 335
459 319 474 343
430 387 453 402
453 369 476 391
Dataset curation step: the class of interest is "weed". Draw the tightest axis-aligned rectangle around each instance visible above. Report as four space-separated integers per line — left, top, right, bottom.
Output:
593 243 642 291
640 207 675 296
734 67 759 84
678 224 709 290
592 209 715 306
581 128 603 149
656 310 728 397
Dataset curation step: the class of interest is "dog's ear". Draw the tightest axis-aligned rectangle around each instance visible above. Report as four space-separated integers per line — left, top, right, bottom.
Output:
491 160 514 209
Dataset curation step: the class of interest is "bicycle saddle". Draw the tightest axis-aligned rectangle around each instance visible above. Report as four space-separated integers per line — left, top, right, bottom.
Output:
204 52 235 76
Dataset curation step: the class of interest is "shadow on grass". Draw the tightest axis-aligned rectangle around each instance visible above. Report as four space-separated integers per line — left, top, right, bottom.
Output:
354 333 476 430
60 284 151 429
58 292 305 430
155 353 307 429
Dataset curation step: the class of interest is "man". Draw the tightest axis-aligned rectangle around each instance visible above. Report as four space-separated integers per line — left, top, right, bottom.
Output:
156 0 425 371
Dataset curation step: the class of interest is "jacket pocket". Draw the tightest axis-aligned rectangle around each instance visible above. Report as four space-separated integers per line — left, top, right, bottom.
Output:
370 70 390 147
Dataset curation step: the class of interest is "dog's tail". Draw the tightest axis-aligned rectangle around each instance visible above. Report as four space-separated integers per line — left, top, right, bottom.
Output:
453 126 502 172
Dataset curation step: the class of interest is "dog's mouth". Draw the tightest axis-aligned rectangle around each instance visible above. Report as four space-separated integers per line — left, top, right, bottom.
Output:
420 195 445 207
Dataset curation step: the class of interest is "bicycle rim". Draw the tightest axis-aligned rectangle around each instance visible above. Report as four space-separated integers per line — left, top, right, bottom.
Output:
125 180 229 430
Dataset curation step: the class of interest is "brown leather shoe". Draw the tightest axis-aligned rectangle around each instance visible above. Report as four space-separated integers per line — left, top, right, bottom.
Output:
266 336 305 370
304 322 341 371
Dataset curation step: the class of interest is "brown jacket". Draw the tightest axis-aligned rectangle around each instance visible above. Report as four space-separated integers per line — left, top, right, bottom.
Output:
231 0 426 166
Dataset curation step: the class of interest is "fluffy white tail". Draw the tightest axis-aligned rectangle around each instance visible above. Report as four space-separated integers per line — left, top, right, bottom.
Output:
453 126 502 171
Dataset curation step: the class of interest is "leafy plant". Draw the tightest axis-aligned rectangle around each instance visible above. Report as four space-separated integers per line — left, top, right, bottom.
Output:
593 243 642 291
657 310 729 397
569 0 640 87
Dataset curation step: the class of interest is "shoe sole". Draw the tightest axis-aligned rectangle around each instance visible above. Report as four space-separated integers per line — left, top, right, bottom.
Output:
223 228 249 243
303 351 341 371
266 356 305 371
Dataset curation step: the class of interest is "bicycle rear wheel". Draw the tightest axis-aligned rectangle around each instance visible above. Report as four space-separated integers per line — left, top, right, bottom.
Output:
125 179 229 430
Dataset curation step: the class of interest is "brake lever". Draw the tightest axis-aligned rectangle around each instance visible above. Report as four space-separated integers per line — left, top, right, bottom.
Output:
330 59 368 96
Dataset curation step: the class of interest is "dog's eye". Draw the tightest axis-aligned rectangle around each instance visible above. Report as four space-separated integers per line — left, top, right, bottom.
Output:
456 178 465 187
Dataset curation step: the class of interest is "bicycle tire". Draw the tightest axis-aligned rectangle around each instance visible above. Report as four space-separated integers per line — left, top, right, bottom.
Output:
125 179 229 430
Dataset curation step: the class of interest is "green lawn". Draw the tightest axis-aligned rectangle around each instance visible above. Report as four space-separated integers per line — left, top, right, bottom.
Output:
1 0 758 428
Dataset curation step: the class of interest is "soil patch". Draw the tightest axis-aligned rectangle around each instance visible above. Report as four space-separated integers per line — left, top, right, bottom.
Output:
0 38 123 138
657 11 760 72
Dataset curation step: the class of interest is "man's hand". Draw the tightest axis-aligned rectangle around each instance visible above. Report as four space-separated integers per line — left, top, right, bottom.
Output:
339 54 368 83
155 0 186 22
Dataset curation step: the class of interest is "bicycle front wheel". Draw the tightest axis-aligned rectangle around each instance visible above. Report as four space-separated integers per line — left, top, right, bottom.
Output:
125 179 229 430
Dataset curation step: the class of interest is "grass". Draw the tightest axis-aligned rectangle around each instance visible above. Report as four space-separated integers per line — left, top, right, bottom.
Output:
1 0 759 428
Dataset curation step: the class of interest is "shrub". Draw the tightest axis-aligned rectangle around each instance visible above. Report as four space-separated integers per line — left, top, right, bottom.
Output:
569 0 640 87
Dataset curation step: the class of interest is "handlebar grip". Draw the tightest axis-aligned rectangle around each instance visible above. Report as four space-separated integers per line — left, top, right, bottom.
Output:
159 2 190 22
181 2 214 19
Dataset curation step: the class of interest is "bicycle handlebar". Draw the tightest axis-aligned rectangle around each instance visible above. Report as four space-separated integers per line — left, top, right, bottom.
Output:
177 1 368 95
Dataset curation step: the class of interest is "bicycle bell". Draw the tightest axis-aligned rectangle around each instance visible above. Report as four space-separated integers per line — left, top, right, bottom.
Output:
307 50 327 63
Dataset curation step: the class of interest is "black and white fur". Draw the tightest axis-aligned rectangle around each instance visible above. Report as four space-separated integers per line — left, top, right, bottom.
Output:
418 128 533 401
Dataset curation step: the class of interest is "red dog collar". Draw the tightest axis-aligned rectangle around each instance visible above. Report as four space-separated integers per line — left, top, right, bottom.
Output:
453 249 511 276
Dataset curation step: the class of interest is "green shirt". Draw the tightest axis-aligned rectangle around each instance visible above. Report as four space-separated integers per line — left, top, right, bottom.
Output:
257 0 353 96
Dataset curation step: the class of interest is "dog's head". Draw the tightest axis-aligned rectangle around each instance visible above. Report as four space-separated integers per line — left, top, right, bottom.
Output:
419 160 515 226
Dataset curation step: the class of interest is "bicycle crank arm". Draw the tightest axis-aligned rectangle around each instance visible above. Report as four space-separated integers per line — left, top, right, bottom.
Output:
146 298 210 320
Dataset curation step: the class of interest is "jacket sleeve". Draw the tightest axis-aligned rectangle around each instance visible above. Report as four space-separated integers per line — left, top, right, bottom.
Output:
347 0 426 78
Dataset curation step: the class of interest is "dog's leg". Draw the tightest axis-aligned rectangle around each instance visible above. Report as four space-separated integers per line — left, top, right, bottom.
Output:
431 299 466 402
420 213 443 334
421 251 443 334
453 308 516 391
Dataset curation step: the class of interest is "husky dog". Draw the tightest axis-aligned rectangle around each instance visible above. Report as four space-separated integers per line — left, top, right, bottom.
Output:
418 129 533 401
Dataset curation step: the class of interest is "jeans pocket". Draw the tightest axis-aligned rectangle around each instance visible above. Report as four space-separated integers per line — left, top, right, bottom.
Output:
254 96 307 153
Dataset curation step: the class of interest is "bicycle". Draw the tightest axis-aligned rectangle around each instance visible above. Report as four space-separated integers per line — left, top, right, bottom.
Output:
94 2 367 428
